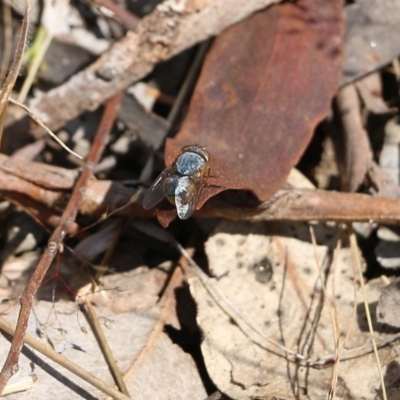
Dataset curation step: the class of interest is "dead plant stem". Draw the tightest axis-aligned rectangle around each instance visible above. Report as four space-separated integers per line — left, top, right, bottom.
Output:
348 225 387 400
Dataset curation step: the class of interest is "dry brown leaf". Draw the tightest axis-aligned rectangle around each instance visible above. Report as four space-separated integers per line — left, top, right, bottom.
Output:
189 220 399 399
0 284 206 399
158 0 344 224
377 277 400 328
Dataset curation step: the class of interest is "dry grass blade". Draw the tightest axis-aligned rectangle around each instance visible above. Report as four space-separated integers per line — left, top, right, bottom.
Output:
83 302 130 396
0 316 130 400
348 225 387 400
82 220 129 396
17 0 70 103
0 0 30 116
309 227 340 399
8 98 82 160
167 40 211 127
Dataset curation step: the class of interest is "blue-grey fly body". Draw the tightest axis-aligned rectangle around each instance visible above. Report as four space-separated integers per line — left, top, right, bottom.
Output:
143 145 209 219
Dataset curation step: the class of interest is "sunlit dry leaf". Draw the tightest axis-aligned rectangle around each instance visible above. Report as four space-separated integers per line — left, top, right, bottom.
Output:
78 267 165 313
0 291 206 399
190 220 399 398
163 0 343 220
343 0 400 85
377 277 400 328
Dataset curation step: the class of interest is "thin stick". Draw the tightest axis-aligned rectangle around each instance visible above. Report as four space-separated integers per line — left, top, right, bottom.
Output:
0 2 13 85
326 240 342 400
348 225 387 400
8 98 82 160
83 220 129 396
330 238 357 399
0 0 30 115
309 227 339 348
84 302 130 396
0 92 123 394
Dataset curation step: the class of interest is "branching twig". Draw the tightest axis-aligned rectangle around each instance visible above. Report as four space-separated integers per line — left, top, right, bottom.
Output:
0 1 30 116
0 93 124 394
3 161 400 225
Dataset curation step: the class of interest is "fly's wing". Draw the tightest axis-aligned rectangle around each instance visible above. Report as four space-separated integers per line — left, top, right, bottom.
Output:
175 174 204 220
143 169 170 209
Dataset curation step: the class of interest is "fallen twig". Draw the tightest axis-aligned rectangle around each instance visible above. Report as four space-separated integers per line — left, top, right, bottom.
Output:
2 157 400 225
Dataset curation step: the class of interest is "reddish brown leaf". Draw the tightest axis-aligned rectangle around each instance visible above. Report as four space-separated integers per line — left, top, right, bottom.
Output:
161 0 344 223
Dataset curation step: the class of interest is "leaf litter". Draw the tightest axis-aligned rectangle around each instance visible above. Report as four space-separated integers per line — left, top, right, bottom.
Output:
2 0 400 399
188 220 399 399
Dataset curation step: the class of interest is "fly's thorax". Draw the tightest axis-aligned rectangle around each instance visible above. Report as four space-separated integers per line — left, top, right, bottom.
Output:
181 145 209 162
176 152 206 176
